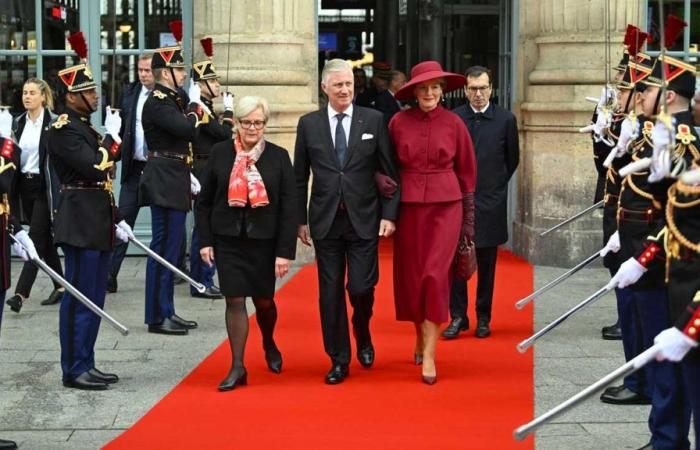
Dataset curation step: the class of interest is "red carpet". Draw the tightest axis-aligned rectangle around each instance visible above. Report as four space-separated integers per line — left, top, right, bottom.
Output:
105 243 534 450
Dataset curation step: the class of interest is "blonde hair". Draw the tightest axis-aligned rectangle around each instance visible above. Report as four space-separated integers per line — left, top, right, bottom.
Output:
234 96 270 122
321 59 352 84
24 77 54 111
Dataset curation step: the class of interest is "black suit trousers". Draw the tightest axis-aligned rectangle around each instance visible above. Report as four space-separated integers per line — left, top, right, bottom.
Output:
313 210 378 365
15 176 63 297
449 246 498 322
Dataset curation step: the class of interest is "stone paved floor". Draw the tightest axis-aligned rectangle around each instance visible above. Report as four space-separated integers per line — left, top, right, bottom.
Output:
0 258 694 449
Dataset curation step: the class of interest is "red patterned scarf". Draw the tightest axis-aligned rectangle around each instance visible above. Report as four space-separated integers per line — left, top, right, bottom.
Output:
228 134 269 208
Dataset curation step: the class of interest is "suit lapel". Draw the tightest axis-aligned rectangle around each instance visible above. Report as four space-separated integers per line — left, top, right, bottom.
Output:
318 109 341 170
343 108 363 169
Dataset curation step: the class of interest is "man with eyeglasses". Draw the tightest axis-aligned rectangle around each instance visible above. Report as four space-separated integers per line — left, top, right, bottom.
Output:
442 65 520 340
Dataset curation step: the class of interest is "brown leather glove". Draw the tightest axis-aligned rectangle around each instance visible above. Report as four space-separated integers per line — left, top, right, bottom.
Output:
461 192 475 242
375 172 398 198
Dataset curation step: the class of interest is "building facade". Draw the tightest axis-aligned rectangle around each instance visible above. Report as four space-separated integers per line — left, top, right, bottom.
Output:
1 0 698 265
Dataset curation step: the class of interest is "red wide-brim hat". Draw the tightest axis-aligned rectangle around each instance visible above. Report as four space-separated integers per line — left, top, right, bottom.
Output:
395 60 466 102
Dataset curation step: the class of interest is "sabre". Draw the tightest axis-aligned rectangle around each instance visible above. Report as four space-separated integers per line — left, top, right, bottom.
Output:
539 200 604 237
515 251 600 310
517 285 613 352
124 232 206 293
514 344 660 440
9 234 129 336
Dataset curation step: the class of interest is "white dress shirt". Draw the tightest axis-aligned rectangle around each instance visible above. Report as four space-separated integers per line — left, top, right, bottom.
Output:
328 103 353 148
470 101 490 114
133 85 150 161
18 109 44 174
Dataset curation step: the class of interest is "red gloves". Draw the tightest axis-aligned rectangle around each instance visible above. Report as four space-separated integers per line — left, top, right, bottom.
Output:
461 192 475 242
374 172 398 198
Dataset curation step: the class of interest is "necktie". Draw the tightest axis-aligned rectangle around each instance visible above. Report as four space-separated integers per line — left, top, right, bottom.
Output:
335 113 347 166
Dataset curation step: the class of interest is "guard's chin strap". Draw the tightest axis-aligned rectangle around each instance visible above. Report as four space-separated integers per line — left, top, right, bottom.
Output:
623 88 634 114
653 88 663 117
169 67 179 90
204 80 215 99
79 92 95 113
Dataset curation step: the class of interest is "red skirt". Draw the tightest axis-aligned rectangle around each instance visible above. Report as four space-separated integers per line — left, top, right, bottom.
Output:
393 201 461 323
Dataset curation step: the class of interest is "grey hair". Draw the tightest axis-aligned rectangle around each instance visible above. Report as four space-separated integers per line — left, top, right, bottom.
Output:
321 59 352 84
234 95 270 121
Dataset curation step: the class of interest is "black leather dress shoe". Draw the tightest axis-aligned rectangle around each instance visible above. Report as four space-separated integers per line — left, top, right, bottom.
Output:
601 322 622 340
357 344 375 368
5 295 23 313
106 275 117 294
191 286 224 299
63 372 109 390
218 368 248 391
265 346 283 374
88 368 119 384
170 314 198 329
601 384 626 396
475 319 491 338
325 364 349 385
441 317 469 339
41 288 64 305
148 317 188 335
0 438 17 449
600 386 651 405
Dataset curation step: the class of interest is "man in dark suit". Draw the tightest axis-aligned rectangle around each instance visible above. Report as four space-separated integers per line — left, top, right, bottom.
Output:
295 58 400 384
374 70 406 123
442 65 519 339
107 53 155 293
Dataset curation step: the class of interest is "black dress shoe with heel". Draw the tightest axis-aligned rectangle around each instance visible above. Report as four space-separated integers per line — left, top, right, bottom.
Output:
63 372 109 390
0 438 17 450
218 368 248 391
148 317 188 335
357 344 375 368
601 322 622 340
325 364 349 385
170 314 198 329
41 288 64 305
5 295 23 313
600 386 650 405
264 346 283 374
441 317 469 339
88 368 119 384
191 285 224 299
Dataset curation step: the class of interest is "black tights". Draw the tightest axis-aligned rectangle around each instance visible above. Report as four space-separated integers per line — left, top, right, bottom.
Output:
223 296 278 379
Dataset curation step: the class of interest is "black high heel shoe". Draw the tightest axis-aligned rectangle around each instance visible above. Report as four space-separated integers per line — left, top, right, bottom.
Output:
264 346 283 374
218 368 248 392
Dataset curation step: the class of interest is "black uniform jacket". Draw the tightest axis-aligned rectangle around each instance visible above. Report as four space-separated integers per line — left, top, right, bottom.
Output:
618 110 699 290
196 139 297 260
139 83 204 211
48 108 121 251
191 97 233 180
294 106 400 241
453 102 519 248
0 137 22 290
10 108 61 221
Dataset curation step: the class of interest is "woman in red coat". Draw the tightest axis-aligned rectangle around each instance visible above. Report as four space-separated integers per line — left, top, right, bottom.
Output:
389 61 476 384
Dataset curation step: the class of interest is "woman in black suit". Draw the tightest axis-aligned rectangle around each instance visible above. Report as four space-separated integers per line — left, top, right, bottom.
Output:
197 96 297 391
5 78 64 313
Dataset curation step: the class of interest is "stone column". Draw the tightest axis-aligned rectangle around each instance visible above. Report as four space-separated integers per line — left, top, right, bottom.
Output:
513 0 643 266
193 0 318 263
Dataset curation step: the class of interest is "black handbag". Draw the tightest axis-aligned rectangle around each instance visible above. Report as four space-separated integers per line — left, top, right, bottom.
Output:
453 236 477 280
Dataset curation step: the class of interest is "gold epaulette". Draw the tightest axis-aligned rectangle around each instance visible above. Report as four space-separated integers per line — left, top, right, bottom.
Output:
152 90 167 100
51 114 70 129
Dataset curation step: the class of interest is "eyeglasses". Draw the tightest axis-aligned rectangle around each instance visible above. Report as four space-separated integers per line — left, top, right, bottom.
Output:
467 86 491 93
238 120 266 130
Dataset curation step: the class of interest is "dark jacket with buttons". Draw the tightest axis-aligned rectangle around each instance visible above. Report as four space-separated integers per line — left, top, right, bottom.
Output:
196 139 297 260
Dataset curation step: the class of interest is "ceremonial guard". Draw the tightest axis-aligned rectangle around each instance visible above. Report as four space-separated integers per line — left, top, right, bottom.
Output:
607 19 697 448
48 32 132 390
188 37 233 300
0 108 37 449
139 21 207 335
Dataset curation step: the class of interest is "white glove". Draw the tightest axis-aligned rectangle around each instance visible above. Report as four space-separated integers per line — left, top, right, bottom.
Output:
600 231 621 257
607 257 647 289
614 117 638 157
190 173 201 195
104 106 122 145
597 85 617 109
187 80 202 106
222 92 234 111
0 109 12 139
115 220 135 243
648 118 674 183
12 230 38 261
654 327 697 362
680 167 700 185
580 107 612 144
